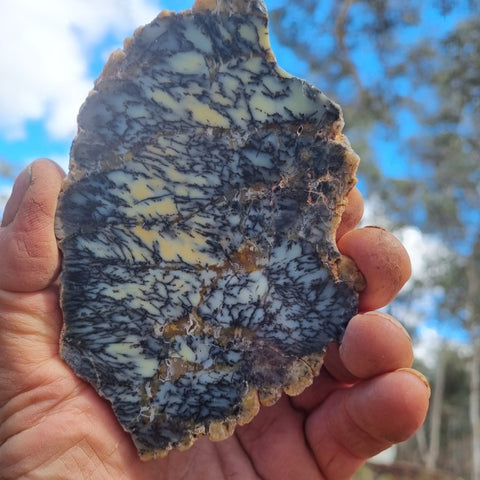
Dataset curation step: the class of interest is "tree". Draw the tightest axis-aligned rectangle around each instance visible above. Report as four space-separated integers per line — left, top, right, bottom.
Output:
407 17 480 479
467 237 480 480
413 346 471 476
271 1 480 478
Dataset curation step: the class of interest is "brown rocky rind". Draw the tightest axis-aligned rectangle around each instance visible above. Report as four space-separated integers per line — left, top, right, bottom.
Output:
55 0 363 459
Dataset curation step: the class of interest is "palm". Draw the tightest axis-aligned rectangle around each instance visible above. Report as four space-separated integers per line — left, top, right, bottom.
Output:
0 282 341 478
0 285 376 479
0 160 429 480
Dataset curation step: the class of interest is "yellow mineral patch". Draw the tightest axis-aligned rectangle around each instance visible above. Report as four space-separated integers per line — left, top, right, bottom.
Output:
129 179 154 201
155 197 178 216
221 74 241 93
157 9 176 19
176 434 197 452
156 230 216 266
106 340 158 377
151 90 178 111
170 51 206 74
174 184 189 197
133 225 160 246
146 144 179 159
177 340 196 362
137 358 160 377
189 102 230 128
163 166 212 187
210 88 233 107
101 282 146 302
250 92 278 120
101 49 126 80
58 0 361 462
336 255 366 292
129 197 177 218
239 23 257 43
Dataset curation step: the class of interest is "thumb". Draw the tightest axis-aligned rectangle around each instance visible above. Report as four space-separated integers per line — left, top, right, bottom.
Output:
0 159 65 292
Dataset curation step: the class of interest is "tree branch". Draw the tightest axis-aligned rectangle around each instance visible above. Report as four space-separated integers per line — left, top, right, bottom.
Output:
334 0 366 96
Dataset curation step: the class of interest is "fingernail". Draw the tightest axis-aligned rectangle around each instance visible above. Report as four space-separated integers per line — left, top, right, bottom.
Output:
367 311 412 343
1 164 32 227
398 368 431 397
363 225 389 232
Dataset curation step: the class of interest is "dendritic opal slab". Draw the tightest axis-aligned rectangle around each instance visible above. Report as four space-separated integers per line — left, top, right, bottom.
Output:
55 0 364 460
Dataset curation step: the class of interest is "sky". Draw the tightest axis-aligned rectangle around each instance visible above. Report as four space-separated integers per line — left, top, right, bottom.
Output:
0 0 288 178
0 0 469 360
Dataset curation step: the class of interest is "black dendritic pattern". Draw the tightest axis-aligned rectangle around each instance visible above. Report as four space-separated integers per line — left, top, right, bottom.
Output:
55 0 360 458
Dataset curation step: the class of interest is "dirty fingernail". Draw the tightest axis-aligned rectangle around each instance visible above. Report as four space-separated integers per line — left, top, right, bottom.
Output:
398 368 431 396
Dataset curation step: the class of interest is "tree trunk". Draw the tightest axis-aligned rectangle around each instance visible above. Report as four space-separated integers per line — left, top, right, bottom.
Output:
467 234 480 480
415 424 428 464
470 341 480 480
425 344 447 471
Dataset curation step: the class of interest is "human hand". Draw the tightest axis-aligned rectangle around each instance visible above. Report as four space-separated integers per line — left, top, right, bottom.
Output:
0 159 429 480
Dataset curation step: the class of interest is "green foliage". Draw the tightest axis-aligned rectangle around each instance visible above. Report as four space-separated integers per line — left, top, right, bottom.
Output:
271 2 480 477
424 348 471 476
271 0 480 286
271 0 479 253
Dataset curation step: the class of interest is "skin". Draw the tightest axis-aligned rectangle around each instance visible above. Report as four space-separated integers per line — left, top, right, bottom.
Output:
0 159 430 480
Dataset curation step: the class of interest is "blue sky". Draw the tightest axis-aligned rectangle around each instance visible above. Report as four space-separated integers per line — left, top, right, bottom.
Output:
0 0 299 182
0 0 472 354
0 0 469 181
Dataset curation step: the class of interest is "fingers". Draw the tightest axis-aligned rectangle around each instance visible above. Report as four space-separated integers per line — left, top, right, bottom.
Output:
337 226 411 311
323 312 414 383
0 159 65 292
291 312 414 411
336 189 411 311
305 369 430 479
340 312 413 376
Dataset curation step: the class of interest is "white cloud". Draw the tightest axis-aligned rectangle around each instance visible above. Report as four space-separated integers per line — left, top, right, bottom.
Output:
0 184 12 219
396 225 450 285
413 324 471 369
0 0 160 141
413 325 444 368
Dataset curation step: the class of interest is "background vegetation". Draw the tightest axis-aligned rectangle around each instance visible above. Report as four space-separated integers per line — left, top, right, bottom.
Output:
1 0 478 477
270 1 479 478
